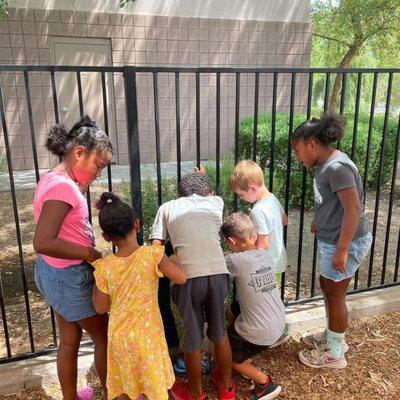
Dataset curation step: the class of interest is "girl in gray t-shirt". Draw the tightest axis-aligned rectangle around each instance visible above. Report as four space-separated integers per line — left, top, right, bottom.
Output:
291 114 372 370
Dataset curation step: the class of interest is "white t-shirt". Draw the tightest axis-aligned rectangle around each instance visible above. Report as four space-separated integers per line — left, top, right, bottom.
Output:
149 194 228 279
226 249 285 345
250 194 287 274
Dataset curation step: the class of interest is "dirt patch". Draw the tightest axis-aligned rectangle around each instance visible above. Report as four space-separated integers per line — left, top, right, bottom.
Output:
1 312 400 399
0 181 399 358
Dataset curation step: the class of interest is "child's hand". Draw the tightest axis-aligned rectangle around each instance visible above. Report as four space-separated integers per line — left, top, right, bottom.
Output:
195 165 206 174
310 220 317 235
332 247 348 272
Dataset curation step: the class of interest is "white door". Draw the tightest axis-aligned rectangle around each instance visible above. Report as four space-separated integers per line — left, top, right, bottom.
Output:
53 37 118 161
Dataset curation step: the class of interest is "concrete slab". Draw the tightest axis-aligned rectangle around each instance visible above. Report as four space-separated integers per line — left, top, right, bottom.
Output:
0 285 399 396
0 161 197 191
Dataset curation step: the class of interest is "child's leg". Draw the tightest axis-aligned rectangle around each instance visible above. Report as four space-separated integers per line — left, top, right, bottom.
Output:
55 311 83 400
319 275 329 324
213 333 233 390
231 360 268 385
78 313 108 396
184 350 203 397
324 277 351 333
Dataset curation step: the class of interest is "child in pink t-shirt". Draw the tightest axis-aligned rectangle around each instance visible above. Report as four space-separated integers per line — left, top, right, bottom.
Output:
33 115 112 400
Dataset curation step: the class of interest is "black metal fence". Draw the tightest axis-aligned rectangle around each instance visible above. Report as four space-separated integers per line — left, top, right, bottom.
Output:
0 65 399 363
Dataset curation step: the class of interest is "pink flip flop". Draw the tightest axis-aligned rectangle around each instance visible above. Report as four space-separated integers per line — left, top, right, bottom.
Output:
77 386 94 400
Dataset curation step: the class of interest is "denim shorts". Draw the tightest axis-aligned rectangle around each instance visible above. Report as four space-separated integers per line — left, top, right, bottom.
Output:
35 255 97 322
318 233 373 282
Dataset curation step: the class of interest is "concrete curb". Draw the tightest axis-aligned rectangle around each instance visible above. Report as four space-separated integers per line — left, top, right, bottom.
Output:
0 285 399 396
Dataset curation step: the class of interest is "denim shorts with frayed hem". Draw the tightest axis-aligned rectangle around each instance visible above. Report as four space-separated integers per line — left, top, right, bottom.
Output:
318 232 373 282
35 255 97 322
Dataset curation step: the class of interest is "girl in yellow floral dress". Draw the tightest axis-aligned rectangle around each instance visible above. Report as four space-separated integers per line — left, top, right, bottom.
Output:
92 192 187 400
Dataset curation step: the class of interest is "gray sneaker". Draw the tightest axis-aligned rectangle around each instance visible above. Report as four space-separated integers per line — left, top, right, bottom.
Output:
299 345 347 369
301 329 349 353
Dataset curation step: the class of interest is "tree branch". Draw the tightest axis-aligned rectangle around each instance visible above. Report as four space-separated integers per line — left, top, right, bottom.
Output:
312 33 351 47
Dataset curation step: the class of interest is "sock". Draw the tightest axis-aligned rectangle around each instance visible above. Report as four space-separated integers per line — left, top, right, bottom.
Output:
326 328 345 358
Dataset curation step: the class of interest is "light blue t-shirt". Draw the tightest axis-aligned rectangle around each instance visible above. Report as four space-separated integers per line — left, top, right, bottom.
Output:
250 194 287 274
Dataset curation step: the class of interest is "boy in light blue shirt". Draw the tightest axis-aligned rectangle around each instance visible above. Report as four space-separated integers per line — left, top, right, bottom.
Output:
229 159 288 285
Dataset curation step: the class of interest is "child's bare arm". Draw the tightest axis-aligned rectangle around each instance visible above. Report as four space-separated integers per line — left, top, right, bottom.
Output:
255 234 269 249
151 239 164 245
158 254 187 284
333 187 361 272
92 284 110 314
282 212 288 226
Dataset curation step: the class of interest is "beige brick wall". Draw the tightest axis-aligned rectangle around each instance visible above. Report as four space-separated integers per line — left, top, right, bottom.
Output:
0 8 311 170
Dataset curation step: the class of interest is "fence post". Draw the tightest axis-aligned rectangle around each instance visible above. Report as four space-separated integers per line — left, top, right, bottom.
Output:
124 66 143 245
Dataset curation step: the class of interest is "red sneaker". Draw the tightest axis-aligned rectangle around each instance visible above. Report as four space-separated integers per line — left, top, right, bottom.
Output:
170 379 209 400
211 368 237 400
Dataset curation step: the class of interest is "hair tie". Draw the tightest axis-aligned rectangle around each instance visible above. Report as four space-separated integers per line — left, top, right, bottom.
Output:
107 199 113 204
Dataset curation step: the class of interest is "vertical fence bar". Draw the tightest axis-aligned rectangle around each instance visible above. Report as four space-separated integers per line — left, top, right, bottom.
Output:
233 73 240 212
50 70 59 124
252 72 259 161
49 69 59 345
394 226 400 282
381 112 400 284
282 73 296 300
152 72 162 207
351 73 362 289
362 73 378 199
323 73 330 113
215 72 221 195
24 72 40 186
175 72 182 184
0 271 11 358
339 72 347 114
367 72 393 287
195 72 201 168
124 67 143 244
296 73 313 301
0 84 35 353
351 73 362 160
360 72 378 288
269 73 278 191
337 72 347 149
101 72 112 192
76 71 92 223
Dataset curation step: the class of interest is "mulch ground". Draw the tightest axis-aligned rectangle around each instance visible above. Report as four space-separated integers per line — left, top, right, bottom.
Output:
1 311 400 400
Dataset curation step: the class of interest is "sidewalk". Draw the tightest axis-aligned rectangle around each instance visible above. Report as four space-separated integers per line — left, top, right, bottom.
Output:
0 161 197 191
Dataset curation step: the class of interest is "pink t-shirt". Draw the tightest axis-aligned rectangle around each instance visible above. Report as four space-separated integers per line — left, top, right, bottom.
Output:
34 170 95 268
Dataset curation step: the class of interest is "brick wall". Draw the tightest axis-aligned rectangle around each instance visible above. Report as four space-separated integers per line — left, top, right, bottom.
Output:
0 8 311 170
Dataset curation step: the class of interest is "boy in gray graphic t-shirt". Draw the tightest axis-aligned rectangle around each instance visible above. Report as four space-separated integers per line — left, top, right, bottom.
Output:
220 212 289 400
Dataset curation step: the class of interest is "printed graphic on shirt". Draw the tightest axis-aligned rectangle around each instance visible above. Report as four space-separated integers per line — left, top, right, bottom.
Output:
84 216 95 247
313 178 323 204
248 266 275 293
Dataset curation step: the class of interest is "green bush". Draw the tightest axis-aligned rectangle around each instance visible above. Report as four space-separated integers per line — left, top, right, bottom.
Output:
120 177 178 241
239 111 398 210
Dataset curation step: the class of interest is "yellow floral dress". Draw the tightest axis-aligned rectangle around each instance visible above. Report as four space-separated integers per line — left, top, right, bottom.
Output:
92 245 175 400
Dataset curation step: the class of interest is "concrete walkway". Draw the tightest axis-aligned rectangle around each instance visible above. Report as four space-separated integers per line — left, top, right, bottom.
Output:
0 161 197 191
0 285 399 396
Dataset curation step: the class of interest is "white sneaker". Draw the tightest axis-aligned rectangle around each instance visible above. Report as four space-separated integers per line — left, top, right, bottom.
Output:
298 345 347 369
301 329 349 353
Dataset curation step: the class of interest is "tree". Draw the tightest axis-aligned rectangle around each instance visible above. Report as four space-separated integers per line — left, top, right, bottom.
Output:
312 0 400 112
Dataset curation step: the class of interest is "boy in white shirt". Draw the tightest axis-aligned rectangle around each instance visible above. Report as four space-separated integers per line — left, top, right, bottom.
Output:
150 172 236 400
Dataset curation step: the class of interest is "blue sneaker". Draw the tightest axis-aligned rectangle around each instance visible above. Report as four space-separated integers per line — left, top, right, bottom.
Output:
173 356 211 377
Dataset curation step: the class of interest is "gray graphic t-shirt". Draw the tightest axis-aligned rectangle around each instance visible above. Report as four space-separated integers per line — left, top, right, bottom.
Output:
314 152 370 244
225 249 285 346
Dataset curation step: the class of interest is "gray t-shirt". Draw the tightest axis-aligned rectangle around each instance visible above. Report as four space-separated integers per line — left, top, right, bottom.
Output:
314 152 370 244
149 194 228 279
225 249 285 346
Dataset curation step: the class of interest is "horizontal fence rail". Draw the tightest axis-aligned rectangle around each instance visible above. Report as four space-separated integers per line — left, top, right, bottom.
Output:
0 65 399 363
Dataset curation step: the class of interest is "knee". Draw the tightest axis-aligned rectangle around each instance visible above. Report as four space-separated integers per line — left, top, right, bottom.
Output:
59 336 81 353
